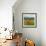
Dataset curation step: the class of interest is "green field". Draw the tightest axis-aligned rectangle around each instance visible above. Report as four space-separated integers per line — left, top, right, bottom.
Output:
24 17 34 25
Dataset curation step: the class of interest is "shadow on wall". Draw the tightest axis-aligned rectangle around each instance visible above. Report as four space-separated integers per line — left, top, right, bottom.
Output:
12 0 41 46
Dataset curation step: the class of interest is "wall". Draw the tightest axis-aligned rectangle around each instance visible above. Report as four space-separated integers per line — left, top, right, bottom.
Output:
13 0 42 46
0 0 16 30
0 0 46 46
41 0 46 46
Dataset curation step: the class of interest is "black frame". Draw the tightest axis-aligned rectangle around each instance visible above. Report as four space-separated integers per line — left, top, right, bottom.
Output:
22 13 37 28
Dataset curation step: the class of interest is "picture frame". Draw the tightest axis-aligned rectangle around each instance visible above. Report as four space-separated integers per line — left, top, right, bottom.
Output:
22 13 37 28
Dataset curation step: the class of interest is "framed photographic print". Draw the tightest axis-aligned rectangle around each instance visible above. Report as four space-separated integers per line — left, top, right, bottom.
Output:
22 13 37 28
